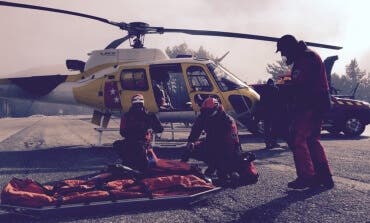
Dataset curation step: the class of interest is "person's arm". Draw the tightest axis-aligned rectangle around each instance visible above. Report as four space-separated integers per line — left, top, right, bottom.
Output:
150 113 164 134
184 116 204 151
119 113 127 137
231 121 243 154
187 115 204 143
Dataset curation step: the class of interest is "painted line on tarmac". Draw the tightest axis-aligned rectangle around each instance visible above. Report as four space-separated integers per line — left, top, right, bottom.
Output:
264 163 370 193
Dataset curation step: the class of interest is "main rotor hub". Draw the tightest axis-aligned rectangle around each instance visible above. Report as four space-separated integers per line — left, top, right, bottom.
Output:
125 22 154 48
127 22 150 35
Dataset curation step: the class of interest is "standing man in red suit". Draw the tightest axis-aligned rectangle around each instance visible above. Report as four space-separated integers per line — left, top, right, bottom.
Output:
276 34 334 189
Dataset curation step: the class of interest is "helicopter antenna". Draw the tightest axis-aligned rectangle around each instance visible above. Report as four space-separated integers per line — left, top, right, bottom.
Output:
215 51 230 64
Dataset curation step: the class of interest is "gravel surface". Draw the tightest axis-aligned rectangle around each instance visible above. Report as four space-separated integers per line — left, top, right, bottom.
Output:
0 116 368 223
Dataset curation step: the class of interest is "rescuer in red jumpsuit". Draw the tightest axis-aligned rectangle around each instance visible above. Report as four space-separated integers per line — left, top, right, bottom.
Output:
118 94 164 172
276 35 334 189
182 97 256 184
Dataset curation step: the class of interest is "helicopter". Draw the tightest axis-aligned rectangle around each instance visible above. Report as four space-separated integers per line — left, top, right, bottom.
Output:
0 1 342 133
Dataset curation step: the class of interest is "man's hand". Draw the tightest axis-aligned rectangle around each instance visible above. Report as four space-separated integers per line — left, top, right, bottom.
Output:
186 142 195 151
181 142 195 162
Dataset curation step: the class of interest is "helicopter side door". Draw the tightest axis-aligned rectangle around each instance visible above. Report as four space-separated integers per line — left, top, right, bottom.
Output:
118 66 157 113
149 63 191 111
182 63 226 112
205 62 259 127
149 63 196 123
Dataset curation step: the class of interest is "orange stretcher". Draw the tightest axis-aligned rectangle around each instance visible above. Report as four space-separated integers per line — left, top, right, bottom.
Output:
0 160 221 219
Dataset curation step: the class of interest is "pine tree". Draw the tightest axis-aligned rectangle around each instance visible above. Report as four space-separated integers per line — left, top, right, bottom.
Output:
266 59 292 81
331 59 369 102
165 43 214 60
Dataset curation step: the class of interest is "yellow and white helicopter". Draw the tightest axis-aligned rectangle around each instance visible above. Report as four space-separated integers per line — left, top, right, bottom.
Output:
0 1 342 133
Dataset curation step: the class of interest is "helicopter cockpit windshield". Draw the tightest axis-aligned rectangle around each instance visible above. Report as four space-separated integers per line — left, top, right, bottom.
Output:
207 63 247 91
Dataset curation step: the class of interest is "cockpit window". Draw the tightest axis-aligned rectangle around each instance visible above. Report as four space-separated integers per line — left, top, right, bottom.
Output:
186 66 213 92
207 63 247 92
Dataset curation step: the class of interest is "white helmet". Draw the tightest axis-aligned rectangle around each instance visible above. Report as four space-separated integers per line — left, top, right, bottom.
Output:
131 94 144 105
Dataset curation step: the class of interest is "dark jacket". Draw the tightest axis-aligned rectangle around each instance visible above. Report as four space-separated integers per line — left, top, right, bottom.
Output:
291 43 331 112
120 106 164 142
260 83 280 119
188 109 241 160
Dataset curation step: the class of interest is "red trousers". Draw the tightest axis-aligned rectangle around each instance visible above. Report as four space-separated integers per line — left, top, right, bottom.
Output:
290 110 331 179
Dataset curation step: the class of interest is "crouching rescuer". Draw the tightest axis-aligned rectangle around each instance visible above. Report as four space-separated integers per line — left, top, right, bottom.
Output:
116 94 164 172
181 97 258 186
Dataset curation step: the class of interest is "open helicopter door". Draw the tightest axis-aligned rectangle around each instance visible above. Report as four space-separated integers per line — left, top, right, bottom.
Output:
149 64 196 124
204 63 257 129
182 63 227 112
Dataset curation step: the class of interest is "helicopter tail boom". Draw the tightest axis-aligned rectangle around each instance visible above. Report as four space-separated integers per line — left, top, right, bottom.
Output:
0 76 79 105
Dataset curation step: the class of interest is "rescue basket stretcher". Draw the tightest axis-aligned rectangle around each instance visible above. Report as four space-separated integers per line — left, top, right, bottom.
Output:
0 161 221 218
0 187 221 218
0 153 257 219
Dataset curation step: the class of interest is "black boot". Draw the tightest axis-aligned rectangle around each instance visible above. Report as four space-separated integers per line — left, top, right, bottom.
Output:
316 163 335 189
287 177 317 189
230 172 240 188
204 167 216 177
242 152 256 162
320 176 334 189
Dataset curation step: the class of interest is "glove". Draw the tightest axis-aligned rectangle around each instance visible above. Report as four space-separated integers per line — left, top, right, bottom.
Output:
181 142 195 162
186 142 195 150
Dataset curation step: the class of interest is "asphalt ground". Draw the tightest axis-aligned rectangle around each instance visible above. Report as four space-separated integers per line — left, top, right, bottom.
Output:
0 116 368 223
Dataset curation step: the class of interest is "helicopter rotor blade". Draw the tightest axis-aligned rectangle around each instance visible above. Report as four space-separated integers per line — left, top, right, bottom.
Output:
0 1 342 50
162 28 342 50
105 35 131 49
0 1 126 29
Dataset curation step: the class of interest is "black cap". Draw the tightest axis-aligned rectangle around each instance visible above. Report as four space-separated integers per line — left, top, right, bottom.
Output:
276 34 298 53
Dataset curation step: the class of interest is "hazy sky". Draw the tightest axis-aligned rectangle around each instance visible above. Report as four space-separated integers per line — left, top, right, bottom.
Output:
0 0 369 83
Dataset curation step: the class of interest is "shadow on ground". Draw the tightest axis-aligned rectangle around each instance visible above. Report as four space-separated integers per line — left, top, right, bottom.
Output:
226 188 330 223
0 146 119 175
0 200 192 223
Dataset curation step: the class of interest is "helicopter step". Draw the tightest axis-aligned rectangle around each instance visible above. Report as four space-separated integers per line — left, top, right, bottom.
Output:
94 124 192 147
